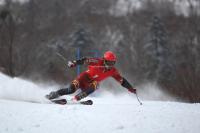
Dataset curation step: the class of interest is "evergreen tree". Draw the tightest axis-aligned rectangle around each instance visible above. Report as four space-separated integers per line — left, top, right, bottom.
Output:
143 16 173 84
70 26 94 57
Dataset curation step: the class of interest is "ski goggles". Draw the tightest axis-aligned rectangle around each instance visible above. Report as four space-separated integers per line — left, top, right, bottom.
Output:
104 60 116 66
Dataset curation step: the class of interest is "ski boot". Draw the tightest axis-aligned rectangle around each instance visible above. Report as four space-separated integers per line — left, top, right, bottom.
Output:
45 91 60 100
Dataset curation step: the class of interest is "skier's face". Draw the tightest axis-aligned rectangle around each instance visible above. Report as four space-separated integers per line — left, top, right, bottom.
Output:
104 60 116 68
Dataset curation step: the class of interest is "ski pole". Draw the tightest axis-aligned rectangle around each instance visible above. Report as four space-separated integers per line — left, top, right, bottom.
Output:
56 52 67 62
56 52 68 66
135 93 143 105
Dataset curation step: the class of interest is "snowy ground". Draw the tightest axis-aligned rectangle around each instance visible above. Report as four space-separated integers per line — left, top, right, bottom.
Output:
0 73 200 133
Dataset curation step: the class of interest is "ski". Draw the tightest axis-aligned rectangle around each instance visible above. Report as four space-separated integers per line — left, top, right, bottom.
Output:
50 99 93 105
51 99 67 105
79 100 93 105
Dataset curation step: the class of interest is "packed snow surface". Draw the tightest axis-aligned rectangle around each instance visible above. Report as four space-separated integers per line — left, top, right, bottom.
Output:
0 73 200 133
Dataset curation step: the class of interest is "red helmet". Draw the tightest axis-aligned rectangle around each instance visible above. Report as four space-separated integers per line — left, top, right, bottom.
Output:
103 51 116 62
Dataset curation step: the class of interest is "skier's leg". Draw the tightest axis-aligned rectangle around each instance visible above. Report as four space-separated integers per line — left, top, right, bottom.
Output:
74 81 98 101
57 80 79 95
74 88 95 101
46 80 79 100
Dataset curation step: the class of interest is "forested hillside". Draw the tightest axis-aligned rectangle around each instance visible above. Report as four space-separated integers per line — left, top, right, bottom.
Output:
0 0 200 102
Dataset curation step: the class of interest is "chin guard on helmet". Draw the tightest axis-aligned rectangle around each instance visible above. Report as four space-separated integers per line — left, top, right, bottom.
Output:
104 60 116 67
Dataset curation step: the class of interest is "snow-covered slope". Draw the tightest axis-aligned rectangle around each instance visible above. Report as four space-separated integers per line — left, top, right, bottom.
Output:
0 73 200 133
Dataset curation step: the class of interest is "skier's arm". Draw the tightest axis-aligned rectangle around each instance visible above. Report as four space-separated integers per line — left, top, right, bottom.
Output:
121 78 136 94
112 70 136 94
75 57 87 65
68 57 99 68
68 57 87 68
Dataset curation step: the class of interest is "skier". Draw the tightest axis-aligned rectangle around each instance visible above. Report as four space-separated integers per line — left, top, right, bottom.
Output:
46 51 136 102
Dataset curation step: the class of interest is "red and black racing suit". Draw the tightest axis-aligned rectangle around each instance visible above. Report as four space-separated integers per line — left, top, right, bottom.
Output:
57 57 135 101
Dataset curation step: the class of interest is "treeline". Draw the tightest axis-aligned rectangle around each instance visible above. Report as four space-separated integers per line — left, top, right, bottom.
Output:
0 0 200 102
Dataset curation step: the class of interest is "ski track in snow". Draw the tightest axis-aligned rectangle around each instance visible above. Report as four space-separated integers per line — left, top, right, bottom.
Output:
0 73 200 133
